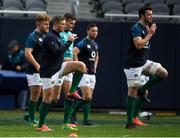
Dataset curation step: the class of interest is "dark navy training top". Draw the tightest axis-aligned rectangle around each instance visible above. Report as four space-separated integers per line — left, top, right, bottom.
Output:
40 29 72 78
124 22 150 68
25 30 46 74
75 38 99 74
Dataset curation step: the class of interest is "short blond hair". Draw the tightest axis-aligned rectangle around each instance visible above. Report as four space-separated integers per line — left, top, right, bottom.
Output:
36 13 51 22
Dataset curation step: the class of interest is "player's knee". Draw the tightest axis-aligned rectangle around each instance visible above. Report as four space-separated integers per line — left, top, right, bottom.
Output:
43 96 52 104
52 97 59 103
52 99 58 104
43 95 53 103
78 61 86 73
30 94 39 102
84 96 92 101
128 88 138 98
158 68 168 79
162 69 168 78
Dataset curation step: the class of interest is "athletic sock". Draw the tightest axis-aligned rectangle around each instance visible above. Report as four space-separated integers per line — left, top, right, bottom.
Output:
44 101 56 118
133 97 144 118
38 101 50 128
71 100 84 115
69 71 83 93
28 100 36 121
36 96 42 111
63 98 74 124
126 96 136 125
48 101 56 113
138 75 163 94
83 101 91 121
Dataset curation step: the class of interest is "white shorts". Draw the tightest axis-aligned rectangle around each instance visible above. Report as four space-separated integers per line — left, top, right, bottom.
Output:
54 72 73 86
41 62 67 90
78 74 96 89
54 77 64 86
64 73 73 82
124 60 161 87
26 73 42 86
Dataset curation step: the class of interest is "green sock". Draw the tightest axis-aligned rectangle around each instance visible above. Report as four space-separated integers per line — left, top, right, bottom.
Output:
126 96 136 125
38 101 50 128
138 75 163 94
83 101 91 121
133 97 144 118
71 100 84 115
36 96 42 111
28 100 36 121
63 98 74 124
69 71 83 93
46 101 56 116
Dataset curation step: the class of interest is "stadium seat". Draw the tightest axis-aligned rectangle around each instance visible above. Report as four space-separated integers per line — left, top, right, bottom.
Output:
21 0 46 4
151 3 170 13
25 0 46 10
96 0 120 17
144 0 165 6
124 2 144 22
173 5 180 15
167 0 180 8
151 3 170 22
26 7 45 18
101 1 123 13
100 1 124 19
0 0 2 7
172 5 180 23
99 0 120 5
122 0 143 7
124 2 144 13
2 0 23 9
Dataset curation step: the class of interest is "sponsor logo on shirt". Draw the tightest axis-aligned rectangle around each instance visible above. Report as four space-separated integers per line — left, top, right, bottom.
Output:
87 45 91 49
39 38 43 42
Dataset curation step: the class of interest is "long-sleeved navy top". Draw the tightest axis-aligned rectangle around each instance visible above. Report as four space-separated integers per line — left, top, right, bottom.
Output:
40 29 72 78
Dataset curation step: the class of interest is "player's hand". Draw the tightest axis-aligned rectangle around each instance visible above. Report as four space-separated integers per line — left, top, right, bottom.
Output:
68 34 78 42
94 69 96 73
149 23 157 35
85 67 88 73
94 65 97 73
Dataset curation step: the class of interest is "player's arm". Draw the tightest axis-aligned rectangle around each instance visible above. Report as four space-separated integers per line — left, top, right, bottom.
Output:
73 47 80 61
47 34 77 56
133 23 157 49
94 52 99 73
25 48 40 71
133 35 151 49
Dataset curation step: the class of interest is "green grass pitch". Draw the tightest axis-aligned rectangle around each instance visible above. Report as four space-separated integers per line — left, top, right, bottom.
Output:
0 110 180 137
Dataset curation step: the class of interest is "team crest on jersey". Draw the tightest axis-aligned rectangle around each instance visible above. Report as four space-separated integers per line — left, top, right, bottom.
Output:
87 45 91 49
39 38 43 42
